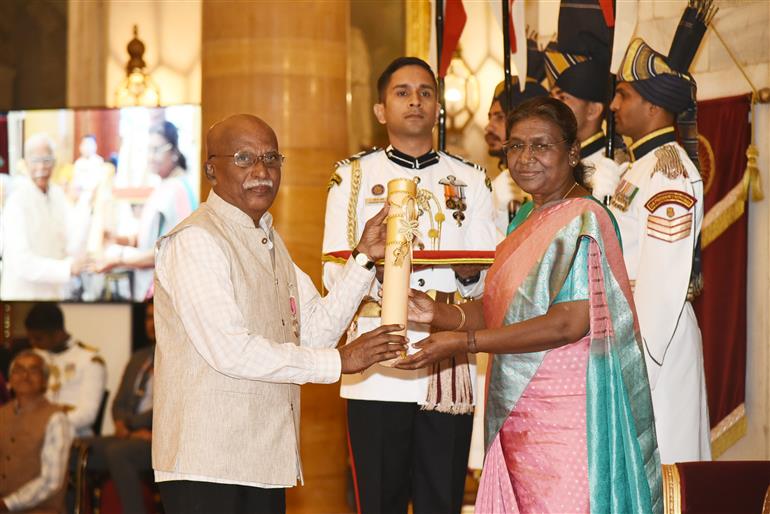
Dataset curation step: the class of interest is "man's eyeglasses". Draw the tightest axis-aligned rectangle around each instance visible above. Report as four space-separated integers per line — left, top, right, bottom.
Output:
503 139 567 157
209 150 285 169
27 156 56 166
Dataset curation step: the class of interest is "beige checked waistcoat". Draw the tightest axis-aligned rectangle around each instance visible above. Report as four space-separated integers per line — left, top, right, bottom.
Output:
152 200 302 486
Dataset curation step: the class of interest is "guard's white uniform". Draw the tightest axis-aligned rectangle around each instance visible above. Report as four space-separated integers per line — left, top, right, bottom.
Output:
490 170 529 238
583 147 621 203
608 130 711 463
322 147 497 405
580 132 622 204
37 338 107 437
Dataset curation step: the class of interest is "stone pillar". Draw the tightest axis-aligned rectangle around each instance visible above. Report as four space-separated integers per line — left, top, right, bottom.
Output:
67 0 107 108
202 2 350 511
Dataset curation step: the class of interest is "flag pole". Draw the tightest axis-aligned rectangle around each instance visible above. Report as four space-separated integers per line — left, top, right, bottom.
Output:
436 0 446 151
501 0 513 139
604 0 617 163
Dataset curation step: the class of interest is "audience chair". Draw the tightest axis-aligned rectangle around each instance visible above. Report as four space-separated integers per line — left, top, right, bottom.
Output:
662 461 770 514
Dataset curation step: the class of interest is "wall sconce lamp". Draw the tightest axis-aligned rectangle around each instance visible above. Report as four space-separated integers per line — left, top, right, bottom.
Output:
114 25 160 107
443 47 480 132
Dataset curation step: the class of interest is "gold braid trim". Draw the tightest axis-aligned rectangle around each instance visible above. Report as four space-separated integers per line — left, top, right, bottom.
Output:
710 402 748 458
662 464 682 514
701 163 764 249
652 145 688 180
346 159 363 250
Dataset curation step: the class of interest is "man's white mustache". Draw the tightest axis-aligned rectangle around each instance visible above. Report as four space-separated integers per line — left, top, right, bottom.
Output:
243 179 273 190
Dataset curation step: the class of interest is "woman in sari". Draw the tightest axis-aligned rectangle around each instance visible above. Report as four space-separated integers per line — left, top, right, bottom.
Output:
396 97 662 513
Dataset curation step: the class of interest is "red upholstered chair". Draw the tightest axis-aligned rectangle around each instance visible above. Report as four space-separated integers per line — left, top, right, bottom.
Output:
662 461 770 514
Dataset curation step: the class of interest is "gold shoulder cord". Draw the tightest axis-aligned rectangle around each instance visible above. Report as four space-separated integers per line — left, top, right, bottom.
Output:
347 159 363 249
653 145 688 180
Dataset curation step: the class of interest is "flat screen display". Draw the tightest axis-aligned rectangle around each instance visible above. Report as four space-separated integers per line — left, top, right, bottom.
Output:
0 105 201 302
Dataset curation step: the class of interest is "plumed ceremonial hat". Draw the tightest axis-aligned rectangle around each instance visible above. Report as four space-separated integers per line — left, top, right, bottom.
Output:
617 0 717 114
616 38 695 114
544 44 610 103
544 0 612 103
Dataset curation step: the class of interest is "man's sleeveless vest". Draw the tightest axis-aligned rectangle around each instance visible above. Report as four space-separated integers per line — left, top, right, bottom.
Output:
152 199 302 485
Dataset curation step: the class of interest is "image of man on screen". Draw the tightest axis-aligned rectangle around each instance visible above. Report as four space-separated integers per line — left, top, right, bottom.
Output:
1 133 90 301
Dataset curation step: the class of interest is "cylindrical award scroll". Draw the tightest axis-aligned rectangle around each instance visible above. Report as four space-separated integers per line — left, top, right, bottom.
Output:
380 178 418 367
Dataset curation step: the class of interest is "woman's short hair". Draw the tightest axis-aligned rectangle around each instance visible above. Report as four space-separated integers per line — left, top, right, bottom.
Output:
150 121 187 170
506 96 590 187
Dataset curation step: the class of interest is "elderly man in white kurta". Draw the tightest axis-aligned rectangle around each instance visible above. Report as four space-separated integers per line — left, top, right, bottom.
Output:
1 134 88 300
609 35 711 463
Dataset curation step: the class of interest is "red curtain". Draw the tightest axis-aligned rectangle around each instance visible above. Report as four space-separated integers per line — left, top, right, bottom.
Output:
692 94 751 441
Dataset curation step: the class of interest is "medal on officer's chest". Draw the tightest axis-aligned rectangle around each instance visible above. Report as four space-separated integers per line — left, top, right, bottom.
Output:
439 175 468 226
50 365 62 393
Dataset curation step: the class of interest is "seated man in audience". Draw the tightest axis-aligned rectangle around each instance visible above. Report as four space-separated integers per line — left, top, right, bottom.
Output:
0 350 73 514
86 301 155 514
25 303 107 437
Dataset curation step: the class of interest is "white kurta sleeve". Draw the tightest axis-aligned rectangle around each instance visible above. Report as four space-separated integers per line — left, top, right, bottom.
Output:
296 258 375 349
1 197 72 286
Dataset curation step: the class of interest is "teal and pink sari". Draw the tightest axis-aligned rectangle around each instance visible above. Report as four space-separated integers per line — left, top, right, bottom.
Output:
476 197 662 513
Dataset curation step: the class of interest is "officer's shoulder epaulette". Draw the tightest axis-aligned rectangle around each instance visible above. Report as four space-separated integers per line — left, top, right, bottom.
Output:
442 151 486 173
334 147 380 169
77 341 100 353
652 144 688 180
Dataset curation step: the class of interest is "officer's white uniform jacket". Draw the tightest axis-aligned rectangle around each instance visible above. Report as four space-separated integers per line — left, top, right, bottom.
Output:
323 147 497 404
37 338 107 437
581 132 621 203
608 127 711 463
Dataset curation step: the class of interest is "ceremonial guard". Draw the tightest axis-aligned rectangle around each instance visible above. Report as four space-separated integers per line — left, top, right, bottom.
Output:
487 37 548 236
544 0 621 203
25 303 107 437
609 1 716 463
323 57 496 514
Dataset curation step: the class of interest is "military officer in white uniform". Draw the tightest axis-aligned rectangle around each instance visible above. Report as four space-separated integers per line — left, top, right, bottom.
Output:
609 19 713 463
543 5 621 203
485 39 548 236
25 303 107 437
323 57 496 514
